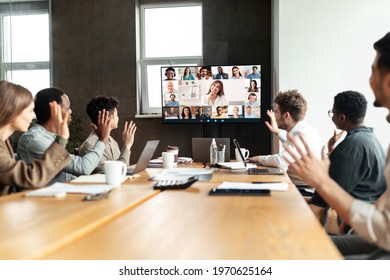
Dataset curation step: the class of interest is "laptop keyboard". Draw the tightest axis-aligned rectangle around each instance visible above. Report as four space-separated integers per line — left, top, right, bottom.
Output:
247 168 270 175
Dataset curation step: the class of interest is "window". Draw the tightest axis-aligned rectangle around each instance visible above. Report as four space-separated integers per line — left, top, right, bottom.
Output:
0 2 50 96
138 2 202 115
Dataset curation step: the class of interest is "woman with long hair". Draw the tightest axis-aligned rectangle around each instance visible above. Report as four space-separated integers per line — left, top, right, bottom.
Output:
230 66 243 79
248 79 259 92
0 80 72 195
201 80 228 106
181 106 193 119
182 67 195 80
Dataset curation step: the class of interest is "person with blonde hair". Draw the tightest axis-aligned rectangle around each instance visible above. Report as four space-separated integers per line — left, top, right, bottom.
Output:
0 80 71 195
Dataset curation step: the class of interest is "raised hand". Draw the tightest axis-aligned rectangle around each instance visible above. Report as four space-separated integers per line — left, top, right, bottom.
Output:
283 133 330 188
122 120 137 150
92 109 112 143
327 129 345 154
49 101 70 140
264 109 280 134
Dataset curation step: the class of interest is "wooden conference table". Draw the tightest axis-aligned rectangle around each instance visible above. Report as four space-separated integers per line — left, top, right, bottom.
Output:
0 163 342 260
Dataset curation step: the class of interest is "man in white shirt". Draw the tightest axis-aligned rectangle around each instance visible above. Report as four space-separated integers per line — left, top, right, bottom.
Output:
283 32 390 259
249 89 323 193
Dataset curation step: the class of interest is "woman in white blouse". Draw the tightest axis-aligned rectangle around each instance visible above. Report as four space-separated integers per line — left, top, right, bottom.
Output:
201 80 228 106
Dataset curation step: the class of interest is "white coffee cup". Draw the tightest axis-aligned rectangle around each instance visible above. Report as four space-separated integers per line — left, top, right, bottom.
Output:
166 146 179 167
104 160 127 186
235 148 250 162
162 152 175 169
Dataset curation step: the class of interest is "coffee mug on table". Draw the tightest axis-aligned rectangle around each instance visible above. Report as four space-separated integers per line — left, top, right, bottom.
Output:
104 160 127 186
162 152 175 169
166 145 179 167
235 148 250 162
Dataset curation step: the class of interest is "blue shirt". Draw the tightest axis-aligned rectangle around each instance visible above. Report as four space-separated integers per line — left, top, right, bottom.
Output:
17 123 105 185
166 100 179 106
247 73 261 79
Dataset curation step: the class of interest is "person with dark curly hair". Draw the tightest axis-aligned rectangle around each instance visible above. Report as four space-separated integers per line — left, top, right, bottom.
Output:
249 89 323 191
308 91 386 234
79 96 137 172
283 32 390 259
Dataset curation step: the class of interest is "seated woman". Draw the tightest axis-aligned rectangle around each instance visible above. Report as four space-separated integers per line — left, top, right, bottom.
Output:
181 106 193 119
201 80 228 106
247 79 259 92
231 105 242 118
182 67 195 80
230 66 244 79
0 80 71 195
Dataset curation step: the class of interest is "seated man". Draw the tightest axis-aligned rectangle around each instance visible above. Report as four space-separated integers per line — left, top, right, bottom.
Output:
249 90 323 193
281 32 390 259
166 94 179 107
309 91 386 233
17 88 111 185
79 96 137 172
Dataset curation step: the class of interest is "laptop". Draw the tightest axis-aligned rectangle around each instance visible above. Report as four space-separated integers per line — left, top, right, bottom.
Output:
216 139 256 170
127 140 160 175
192 138 230 163
233 139 285 175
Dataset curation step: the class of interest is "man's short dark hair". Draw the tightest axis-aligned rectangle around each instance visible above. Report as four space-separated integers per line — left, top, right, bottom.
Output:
374 32 390 74
86 96 119 125
34 87 65 125
274 89 307 122
252 66 258 70
333 91 367 124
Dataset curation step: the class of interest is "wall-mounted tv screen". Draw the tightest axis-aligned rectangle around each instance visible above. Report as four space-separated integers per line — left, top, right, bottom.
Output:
161 65 262 123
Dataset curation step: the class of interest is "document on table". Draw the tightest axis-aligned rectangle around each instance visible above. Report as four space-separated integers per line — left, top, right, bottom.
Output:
70 173 134 183
216 182 288 191
25 182 114 197
216 162 257 170
153 168 213 181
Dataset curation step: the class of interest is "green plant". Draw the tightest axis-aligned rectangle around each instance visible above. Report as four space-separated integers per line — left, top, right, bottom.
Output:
66 113 83 154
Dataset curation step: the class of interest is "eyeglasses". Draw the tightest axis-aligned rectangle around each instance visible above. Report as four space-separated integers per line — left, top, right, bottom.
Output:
328 110 334 118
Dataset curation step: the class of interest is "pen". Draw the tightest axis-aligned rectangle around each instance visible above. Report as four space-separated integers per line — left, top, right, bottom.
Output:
83 190 112 201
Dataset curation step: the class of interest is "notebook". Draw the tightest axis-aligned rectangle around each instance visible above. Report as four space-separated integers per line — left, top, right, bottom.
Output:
216 138 256 170
127 140 159 175
192 138 230 163
232 139 285 175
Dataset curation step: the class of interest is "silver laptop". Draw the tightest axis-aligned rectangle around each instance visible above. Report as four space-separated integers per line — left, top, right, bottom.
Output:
192 138 230 163
127 140 159 175
233 139 285 175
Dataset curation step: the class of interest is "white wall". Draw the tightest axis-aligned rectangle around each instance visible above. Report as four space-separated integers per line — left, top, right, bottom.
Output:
279 0 390 149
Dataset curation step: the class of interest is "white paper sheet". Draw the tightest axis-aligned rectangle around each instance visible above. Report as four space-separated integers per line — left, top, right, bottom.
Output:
25 182 113 197
217 182 288 191
70 173 134 183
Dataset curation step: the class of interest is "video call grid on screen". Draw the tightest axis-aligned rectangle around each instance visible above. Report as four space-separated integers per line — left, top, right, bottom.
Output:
161 65 262 123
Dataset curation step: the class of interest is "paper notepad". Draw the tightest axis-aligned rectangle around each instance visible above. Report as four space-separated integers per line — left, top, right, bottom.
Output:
25 182 114 197
216 162 257 170
70 174 132 184
216 182 289 191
